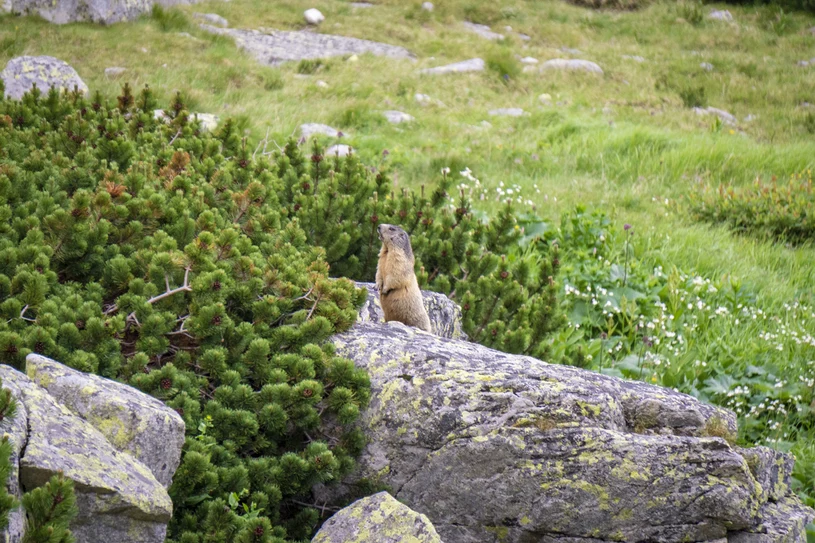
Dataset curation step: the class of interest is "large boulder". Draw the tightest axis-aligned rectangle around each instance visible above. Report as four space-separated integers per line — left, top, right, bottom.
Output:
26 354 185 488
3 0 150 24
1 56 88 100
0 373 29 543
323 322 814 543
0 365 173 543
199 26 413 66
312 491 443 543
355 282 465 340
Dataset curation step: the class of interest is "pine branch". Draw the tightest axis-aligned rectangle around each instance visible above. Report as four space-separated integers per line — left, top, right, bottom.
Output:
105 267 192 316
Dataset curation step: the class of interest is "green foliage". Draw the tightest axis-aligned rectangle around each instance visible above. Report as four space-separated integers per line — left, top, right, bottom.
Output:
677 1 704 25
678 84 707 108
21 474 78 543
0 85 371 542
688 174 815 244
485 48 522 84
295 60 325 75
151 5 191 32
282 145 565 360
0 377 17 533
549 208 815 511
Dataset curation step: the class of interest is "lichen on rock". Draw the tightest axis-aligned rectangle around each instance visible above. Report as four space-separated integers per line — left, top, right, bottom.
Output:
312 491 442 543
26 354 185 488
321 322 815 543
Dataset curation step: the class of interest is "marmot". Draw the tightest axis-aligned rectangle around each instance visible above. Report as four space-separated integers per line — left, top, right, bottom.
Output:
376 224 432 332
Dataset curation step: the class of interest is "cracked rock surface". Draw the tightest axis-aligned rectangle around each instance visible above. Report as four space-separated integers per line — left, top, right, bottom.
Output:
199 26 413 65
323 322 814 543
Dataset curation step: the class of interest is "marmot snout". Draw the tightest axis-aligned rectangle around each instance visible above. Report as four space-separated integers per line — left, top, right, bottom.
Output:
375 224 431 332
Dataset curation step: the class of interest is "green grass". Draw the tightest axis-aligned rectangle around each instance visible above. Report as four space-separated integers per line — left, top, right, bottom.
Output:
2 0 815 529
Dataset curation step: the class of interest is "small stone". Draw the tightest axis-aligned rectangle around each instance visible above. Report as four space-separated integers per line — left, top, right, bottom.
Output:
462 22 504 41
541 58 604 75
304 8 325 25
415 93 431 104
326 144 353 157
700 62 714 71
693 106 737 126
517 33 531 41
193 12 228 27
419 58 485 75
799 60 811 67
708 9 733 21
193 113 219 132
488 108 525 117
347 54 359 62
622 55 645 63
744 114 756 122
538 93 552 104
316 80 329 88
349 2 374 7
141 47 148 53
300 123 341 139
480 120 492 128
520 57 538 64
421 1 433 11
560 46 583 55
383 110 414 124
312 492 442 543
176 32 200 40
104 66 127 78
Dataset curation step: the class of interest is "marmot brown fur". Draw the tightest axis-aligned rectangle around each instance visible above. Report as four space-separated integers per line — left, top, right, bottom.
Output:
376 224 432 332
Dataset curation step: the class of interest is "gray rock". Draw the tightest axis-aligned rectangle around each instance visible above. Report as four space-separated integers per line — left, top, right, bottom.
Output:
0 365 172 543
199 26 413 65
382 110 414 124
622 55 645 62
0 372 29 543
488 107 525 117
421 1 433 11
4 0 150 23
694 106 737 126
355 282 465 340
300 123 341 138
313 492 442 543
541 58 604 75
192 112 219 132
349 2 373 7
194 12 228 27
321 322 813 543
517 33 531 41
462 21 504 41
304 7 324 25
744 114 756 122
104 66 127 78
1 56 88 100
326 144 353 157
26 353 185 488
728 497 814 543
737 446 793 503
701 61 714 71
316 79 329 88
560 46 583 55
709 9 733 21
177 31 202 40
520 56 538 64
798 60 810 67
419 57 485 74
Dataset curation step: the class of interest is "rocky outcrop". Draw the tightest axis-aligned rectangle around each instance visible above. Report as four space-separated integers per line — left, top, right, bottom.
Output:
322 321 814 543
0 355 181 543
2 0 150 24
26 354 185 488
541 58 604 75
199 26 414 66
356 282 466 340
1 56 88 100
312 491 443 543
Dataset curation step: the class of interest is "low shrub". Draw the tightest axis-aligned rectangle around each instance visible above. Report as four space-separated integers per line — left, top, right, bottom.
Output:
687 175 815 244
0 84 565 541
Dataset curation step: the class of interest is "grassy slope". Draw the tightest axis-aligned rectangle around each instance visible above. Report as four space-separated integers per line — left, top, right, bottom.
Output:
3 0 814 299
2 0 815 524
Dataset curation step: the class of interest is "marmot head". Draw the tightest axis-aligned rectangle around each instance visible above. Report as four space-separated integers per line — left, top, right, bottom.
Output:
377 224 413 257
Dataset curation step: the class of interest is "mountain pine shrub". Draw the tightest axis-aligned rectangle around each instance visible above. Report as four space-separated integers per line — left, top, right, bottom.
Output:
0 83 564 540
